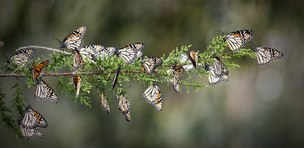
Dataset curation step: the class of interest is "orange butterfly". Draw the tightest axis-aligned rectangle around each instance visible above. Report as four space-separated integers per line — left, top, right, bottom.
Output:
73 74 81 98
32 60 49 79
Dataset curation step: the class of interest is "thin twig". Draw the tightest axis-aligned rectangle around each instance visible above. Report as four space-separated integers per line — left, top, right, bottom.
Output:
15 45 71 55
0 71 103 77
0 70 140 78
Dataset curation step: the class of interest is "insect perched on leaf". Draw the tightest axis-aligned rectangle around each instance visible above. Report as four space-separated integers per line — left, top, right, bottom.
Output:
19 124 43 139
32 60 49 79
224 30 253 52
59 26 86 51
117 94 131 122
73 74 81 98
213 56 229 78
79 45 116 62
205 57 229 86
143 83 163 111
21 106 48 128
73 50 84 72
115 42 144 64
9 49 34 67
188 50 199 68
35 79 58 103
180 50 201 71
168 65 184 93
100 93 111 114
141 57 163 75
253 46 283 65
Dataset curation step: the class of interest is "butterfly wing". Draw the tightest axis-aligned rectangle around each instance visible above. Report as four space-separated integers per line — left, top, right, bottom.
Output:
117 46 137 64
205 64 221 85
255 47 273 65
189 50 199 68
10 49 34 66
73 50 84 71
117 43 144 64
143 84 162 111
20 125 43 139
100 93 111 114
61 26 86 51
21 106 48 128
142 57 162 75
73 74 81 98
35 80 58 103
32 60 49 79
225 30 253 52
117 95 131 122
213 56 229 76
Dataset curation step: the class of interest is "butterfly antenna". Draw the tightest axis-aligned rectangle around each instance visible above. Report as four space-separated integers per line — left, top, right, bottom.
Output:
214 29 225 36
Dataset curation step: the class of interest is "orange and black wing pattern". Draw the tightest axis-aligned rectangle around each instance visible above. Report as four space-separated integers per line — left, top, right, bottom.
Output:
32 60 49 79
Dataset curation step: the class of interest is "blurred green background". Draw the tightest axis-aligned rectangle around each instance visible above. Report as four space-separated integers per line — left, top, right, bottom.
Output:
0 0 303 147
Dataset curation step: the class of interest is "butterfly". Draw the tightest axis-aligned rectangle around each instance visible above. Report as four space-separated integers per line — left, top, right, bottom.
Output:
180 50 201 71
79 45 116 62
19 124 43 139
205 62 228 85
10 49 34 67
142 57 163 75
32 60 49 79
253 47 283 65
117 94 131 122
224 30 253 52
73 50 84 72
21 106 48 128
100 93 111 114
168 65 184 93
112 66 121 89
59 26 87 51
35 79 58 103
213 56 229 77
0 41 3 47
188 50 199 68
73 74 81 98
115 42 144 64
143 83 162 111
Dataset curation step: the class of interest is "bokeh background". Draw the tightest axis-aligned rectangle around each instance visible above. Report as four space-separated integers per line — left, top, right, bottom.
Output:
0 0 303 147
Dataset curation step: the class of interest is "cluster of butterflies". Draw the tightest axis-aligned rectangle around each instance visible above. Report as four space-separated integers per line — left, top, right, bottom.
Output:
18 106 47 139
4 27 284 139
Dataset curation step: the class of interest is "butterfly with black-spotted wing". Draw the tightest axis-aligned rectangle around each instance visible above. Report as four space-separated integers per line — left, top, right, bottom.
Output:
10 49 34 67
115 42 144 64
35 79 58 103
59 26 86 51
224 30 253 52
117 94 131 122
253 47 283 65
32 60 49 79
21 106 48 128
143 83 162 111
142 57 163 75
